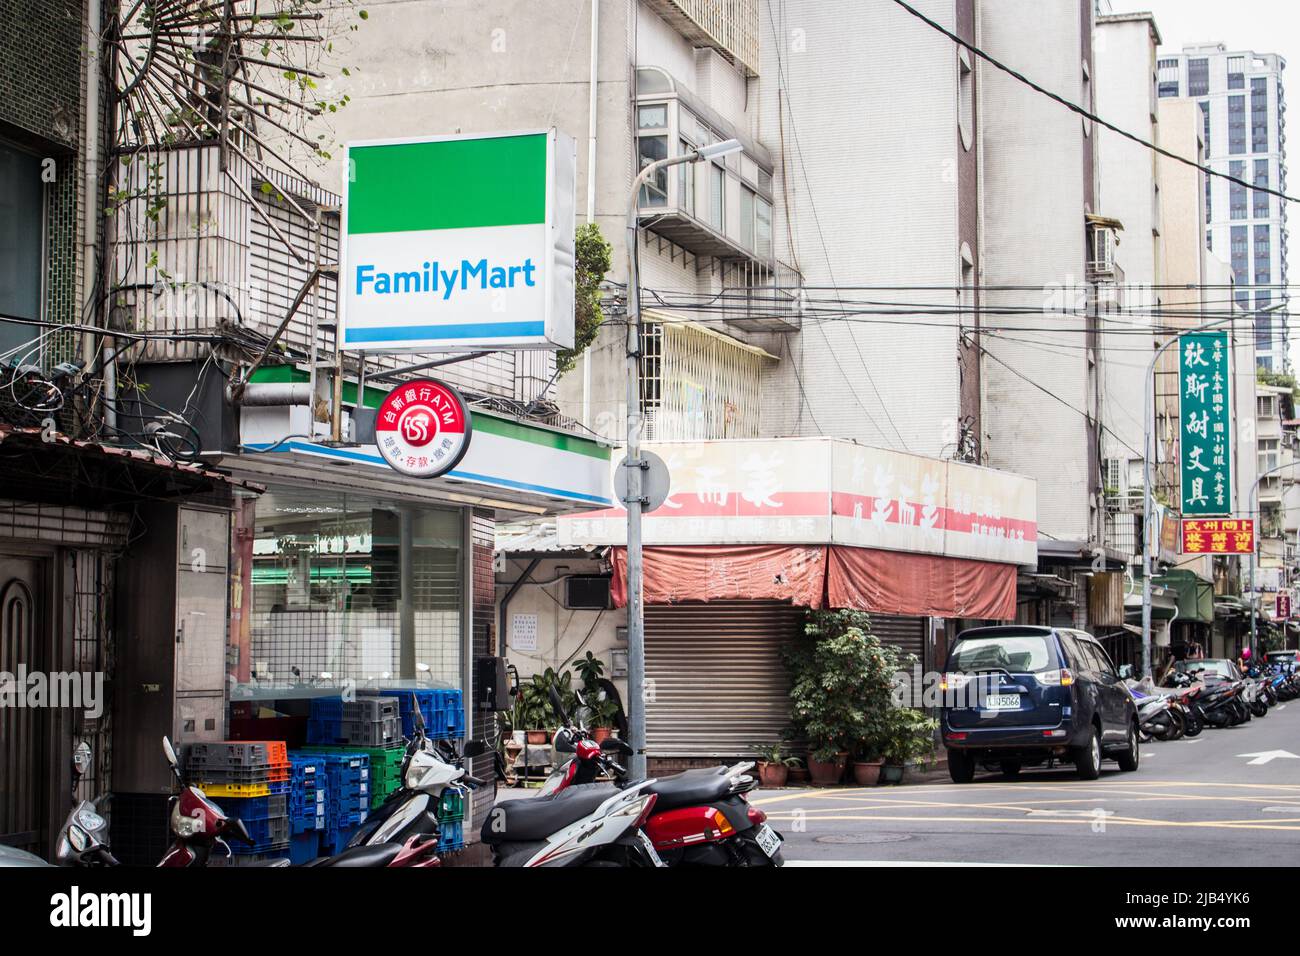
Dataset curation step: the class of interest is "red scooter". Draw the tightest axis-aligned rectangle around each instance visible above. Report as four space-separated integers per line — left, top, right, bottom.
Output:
533 689 783 867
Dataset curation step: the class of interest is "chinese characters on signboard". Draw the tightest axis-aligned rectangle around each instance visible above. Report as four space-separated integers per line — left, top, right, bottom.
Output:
1178 331 1232 515
1277 590 1292 620
1180 518 1254 555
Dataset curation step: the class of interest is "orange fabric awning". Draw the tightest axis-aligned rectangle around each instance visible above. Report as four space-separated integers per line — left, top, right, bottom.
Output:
610 545 827 608
826 545 1016 620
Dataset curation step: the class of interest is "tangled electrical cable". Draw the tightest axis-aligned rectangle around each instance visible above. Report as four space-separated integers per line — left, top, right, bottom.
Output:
0 358 203 462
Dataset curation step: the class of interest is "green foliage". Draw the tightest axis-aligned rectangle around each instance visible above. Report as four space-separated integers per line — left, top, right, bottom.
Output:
783 609 917 762
571 652 616 728
519 667 577 729
555 222 613 376
879 708 939 766
751 739 802 767
571 651 605 688
1256 368 1300 401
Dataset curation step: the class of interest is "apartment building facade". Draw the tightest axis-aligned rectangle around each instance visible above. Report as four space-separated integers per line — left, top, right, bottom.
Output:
1157 43 1290 373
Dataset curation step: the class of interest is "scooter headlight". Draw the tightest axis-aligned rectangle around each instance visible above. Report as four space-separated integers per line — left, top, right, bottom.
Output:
67 823 90 853
76 806 106 833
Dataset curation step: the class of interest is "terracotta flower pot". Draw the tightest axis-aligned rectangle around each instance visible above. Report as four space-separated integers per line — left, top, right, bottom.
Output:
786 766 810 785
526 730 550 745
852 759 884 787
807 753 848 787
591 727 612 743
758 761 790 788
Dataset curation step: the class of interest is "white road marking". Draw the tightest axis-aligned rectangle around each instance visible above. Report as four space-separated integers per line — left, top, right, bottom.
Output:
784 860 1073 867
1237 750 1300 766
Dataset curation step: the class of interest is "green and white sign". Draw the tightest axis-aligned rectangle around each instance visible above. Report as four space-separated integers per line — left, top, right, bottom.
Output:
1178 331 1232 516
341 130 576 352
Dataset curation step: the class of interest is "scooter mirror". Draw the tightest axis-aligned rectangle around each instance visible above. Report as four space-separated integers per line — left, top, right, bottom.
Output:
162 736 178 768
600 738 633 755
554 734 576 754
462 740 488 759
547 685 569 724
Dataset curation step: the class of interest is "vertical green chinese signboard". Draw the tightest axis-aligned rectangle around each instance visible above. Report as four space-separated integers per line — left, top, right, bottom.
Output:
1179 331 1231 516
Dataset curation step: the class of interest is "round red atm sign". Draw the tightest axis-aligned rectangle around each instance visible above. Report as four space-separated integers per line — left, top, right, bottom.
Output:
375 378 472 478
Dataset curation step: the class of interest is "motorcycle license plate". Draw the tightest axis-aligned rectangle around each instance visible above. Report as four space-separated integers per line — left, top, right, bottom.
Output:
754 823 782 858
984 694 1020 710
638 829 667 867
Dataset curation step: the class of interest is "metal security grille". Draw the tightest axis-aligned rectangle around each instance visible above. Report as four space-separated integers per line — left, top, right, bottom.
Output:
641 320 763 440
868 614 928 667
247 488 462 692
644 601 802 757
71 551 114 806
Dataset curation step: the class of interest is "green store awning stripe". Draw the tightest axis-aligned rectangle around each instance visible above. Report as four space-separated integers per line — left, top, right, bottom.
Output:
247 366 607 460
347 134 548 235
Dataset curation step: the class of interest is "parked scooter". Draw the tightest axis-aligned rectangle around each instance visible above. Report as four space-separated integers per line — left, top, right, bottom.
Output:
1127 686 1182 742
308 693 489 867
523 687 784 867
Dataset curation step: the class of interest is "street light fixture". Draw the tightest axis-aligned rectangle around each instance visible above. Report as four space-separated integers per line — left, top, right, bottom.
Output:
622 137 743 781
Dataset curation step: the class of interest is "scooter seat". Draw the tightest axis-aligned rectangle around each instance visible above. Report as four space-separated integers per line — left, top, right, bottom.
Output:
316 842 403 868
644 767 736 810
480 784 617 844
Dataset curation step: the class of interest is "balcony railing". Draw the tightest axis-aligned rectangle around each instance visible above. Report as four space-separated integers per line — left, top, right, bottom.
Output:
642 0 760 76
720 259 803 333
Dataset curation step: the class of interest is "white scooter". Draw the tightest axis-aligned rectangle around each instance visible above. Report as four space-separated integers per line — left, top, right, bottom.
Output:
479 779 663 867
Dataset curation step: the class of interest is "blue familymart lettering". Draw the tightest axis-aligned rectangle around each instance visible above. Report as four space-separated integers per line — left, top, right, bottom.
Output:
355 258 537 301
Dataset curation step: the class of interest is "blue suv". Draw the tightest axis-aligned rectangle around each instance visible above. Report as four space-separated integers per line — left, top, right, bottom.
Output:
941 626 1140 783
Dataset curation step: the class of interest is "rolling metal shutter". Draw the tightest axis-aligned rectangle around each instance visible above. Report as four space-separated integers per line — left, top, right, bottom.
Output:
644 601 803 758
868 614 929 669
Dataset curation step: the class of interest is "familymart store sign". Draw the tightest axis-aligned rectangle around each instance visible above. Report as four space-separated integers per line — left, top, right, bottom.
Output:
342 130 577 352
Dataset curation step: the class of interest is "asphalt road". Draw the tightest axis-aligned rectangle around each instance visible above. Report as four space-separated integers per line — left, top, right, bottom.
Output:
754 701 1300 866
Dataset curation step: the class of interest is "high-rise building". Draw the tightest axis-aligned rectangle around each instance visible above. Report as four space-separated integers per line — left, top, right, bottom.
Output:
1158 43 1290 372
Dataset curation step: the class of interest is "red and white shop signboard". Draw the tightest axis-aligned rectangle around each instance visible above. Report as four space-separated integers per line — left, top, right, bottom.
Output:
555 438 1037 566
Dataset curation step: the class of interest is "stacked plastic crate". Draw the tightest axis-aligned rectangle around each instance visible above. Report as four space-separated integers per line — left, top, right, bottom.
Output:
301 745 403 810
307 696 401 748
435 783 469 853
287 754 326 864
292 749 370 856
380 688 465 740
186 742 291 863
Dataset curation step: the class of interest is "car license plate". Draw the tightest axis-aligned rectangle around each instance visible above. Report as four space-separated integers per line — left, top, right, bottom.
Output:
753 823 782 858
984 693 1021 710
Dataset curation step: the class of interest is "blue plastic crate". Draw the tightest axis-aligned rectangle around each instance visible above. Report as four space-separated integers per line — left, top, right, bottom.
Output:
229 814 290 853
213 793 288 821
288 832 319 866
319 824 361 857
436 820 464 853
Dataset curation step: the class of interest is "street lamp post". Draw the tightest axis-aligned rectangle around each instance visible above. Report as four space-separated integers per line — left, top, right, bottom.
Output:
623 138 742 780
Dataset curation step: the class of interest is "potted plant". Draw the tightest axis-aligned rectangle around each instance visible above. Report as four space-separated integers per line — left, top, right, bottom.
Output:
785 757 809 785
879 708 939 785
752 741 800 788
852 748 885 787
587 696 618 743
784 609 909 787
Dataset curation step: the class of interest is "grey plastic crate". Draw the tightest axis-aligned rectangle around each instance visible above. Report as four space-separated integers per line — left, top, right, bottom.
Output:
336 716 400 747
346 696 399 722
186 742 283 768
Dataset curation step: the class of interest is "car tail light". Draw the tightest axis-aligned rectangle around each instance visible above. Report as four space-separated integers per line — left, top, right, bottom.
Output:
945 732 968 741
1042 729 1067 738
747 805 768 826
1037 668 1074 687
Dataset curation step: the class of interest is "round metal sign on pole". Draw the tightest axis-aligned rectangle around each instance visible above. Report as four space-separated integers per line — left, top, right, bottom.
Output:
615 450 671 513
375 378 472 478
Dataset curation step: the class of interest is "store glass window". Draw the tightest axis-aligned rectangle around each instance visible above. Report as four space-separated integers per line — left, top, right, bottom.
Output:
229 486 463 701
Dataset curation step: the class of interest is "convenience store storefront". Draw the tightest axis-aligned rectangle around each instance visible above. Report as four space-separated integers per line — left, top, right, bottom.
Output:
209 374 610 854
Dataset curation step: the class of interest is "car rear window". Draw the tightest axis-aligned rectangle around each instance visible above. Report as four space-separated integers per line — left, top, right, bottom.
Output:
949 634 1057 674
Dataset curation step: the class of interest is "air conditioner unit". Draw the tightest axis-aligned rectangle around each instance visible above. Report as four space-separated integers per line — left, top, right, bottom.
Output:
1090 227 1117 273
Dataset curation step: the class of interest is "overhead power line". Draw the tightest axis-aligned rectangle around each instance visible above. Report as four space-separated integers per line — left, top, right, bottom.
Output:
889 0 1300 207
